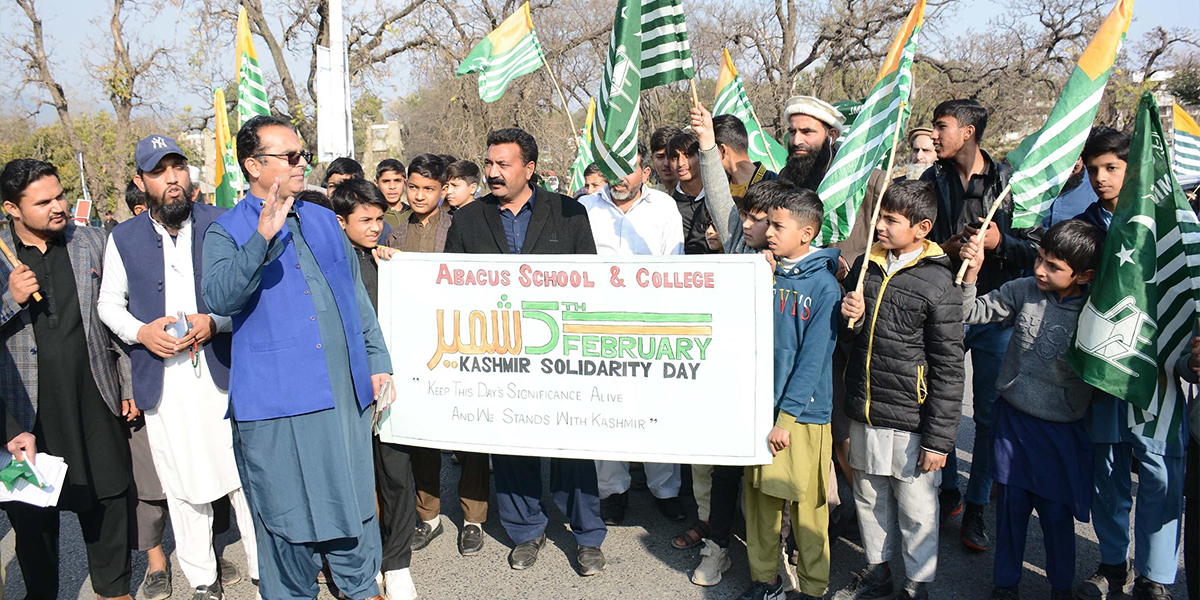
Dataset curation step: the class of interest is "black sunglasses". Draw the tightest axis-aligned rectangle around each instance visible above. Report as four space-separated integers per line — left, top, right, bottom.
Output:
255 150 313 166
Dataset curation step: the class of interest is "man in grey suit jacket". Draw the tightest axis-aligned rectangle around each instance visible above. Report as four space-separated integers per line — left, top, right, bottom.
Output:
0 158 135 600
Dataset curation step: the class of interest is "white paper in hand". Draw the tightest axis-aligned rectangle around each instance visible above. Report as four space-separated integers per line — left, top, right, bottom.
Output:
0 452 68 507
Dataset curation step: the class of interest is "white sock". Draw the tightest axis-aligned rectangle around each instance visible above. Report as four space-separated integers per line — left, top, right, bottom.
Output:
464 520 482 528
423 516 440 528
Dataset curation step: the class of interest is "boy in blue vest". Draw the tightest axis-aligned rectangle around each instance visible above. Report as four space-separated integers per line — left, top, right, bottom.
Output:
737 183 841 600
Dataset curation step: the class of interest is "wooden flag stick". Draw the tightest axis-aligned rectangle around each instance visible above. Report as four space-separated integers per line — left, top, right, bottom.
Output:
847 102 908 329
689 78 700 108
0 237 42 303
954 183 1013 285
544 65 580 143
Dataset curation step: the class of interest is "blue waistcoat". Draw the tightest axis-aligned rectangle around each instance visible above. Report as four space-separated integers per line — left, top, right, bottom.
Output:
212 197 374 421
110 204 231 411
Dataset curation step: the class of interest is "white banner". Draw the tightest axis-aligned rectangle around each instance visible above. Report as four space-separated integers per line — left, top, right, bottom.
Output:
376 254 776 465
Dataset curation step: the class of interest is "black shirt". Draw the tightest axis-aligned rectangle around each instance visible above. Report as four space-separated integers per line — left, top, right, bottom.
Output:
13 226 128 507
355 246 379 312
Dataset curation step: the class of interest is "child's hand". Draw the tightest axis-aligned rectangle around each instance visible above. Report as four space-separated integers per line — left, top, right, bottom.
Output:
960 238 985 279
690 104 716 150
760 249 777 271
767 426 790 456
373 246 397 261
841 291 865 323
918 449 947 471
1190 336 1200 374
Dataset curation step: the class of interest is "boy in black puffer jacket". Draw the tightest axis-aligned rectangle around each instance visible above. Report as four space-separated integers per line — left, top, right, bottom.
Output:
835 180 966 600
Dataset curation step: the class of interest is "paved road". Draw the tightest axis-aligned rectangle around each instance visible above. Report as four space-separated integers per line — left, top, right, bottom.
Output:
2 362 1191 599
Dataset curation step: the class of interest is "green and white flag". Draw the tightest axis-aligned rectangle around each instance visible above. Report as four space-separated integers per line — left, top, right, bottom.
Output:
569 98 597 194
590 0 695 180
236 6 270 127
456 2 546 103
1172 102 1200 189
1068 92 1200 443
814 0 923 246
1009 0 1133 228
713 49 786 172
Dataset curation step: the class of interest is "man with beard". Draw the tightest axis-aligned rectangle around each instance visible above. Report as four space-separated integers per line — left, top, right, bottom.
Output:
778 96 844 191
1 158 135 600
202 115 395 600
98 135 258 600
578 143 686 527
444 128 606 577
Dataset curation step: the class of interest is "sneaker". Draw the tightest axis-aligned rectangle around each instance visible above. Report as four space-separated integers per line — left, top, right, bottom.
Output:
690 539 731 587
991 586 1020 599
142 569 172 600
899 581 929 600
600 492 627 525
381 568 417 600
191 580 223 600
1131 577 1172 600
832 563 893 600
1075 561 1134 599
411 518 444 551
939 488 963 525
736 579 786 600
458 523 485 556
217 555 242 587
960 503 989 552
576 546 607 576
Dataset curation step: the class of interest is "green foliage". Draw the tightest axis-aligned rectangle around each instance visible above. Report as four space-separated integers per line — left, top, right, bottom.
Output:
1169 67 1200 107
352 91 385 157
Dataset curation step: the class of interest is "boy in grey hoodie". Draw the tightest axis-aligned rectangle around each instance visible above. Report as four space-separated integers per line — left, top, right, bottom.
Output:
959 219 1105 600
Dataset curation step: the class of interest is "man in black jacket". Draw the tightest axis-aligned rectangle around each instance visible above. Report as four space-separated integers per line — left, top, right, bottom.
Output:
444 128 607 577
919 99 1041 554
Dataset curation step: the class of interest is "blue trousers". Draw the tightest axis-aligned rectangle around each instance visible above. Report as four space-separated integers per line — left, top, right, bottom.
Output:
943 322 1013 506
253 513 382 600
1092 438 1185 584
993 483 1075 591
493 455 607 548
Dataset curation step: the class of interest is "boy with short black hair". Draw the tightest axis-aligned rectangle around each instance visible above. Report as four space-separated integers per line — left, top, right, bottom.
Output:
836 180 965 600
1075 126 1130 233
958 220 1105 600
376 158 408 227
385 153 451 253
650 125 683 192
330 178 389 309
735 186 841 600
668 129 705 248
444 160 480 214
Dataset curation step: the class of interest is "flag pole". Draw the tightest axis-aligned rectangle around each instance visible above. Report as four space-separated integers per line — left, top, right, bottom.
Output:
747 104 781 173
689 78 700 108
954 183 1013 285
543 65 580 144
847 101 907 329
0 238 42 302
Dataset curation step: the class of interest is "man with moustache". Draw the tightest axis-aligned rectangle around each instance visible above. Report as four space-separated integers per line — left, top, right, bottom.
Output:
444 128 606 577
778 96 844 190
0 158 135 600
201 115 397 600
98 135 258 600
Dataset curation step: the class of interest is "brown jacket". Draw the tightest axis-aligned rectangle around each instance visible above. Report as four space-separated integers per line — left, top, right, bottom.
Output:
385 207 453 253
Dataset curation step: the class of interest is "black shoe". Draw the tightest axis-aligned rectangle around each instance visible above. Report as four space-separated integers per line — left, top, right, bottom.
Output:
1131 577 1172 600
458 523 485 556
509 534 546 570
142 569 172 600
412 518 444 551
191 580 223 600
217 555 242 587
1075 561 1134 599
899 581 929 600
939 488 963 525
1051 590 1073 600
736 579 786 600
576 546 607 576
991 586 1020 599
960 503 989 552
655 496 686 521
832 563 893 600
600 492 627 525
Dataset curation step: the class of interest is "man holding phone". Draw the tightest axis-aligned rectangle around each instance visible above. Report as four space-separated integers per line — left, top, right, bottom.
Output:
919 100 1042 553
99 135 257 599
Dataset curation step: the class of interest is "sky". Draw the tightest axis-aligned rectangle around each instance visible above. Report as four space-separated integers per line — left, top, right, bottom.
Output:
4 0 1197 126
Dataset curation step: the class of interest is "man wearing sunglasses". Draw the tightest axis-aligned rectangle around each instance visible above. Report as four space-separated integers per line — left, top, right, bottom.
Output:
201 115 400 600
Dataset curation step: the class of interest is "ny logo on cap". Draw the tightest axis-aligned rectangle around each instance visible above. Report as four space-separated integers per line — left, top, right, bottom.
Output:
151 137 167 149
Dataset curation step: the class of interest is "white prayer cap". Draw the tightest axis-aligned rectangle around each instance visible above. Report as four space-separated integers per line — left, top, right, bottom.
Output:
783 96 845 132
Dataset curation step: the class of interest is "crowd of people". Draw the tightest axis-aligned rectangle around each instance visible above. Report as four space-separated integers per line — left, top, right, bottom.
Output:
0 92 1196 600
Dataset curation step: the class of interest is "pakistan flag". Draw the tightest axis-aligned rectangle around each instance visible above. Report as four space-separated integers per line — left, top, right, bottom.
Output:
1068 92 1200 442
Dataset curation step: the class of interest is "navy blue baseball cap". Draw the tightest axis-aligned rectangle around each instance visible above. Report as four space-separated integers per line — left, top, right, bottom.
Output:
135 135 187 171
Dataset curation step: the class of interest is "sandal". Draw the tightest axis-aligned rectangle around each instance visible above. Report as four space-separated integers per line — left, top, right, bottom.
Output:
671 520 710 550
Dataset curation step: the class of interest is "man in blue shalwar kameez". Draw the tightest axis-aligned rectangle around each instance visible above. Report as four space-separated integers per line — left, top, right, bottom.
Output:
201 115 395 600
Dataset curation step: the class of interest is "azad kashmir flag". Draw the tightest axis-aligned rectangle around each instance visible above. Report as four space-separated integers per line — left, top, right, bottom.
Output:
457 2 546 102
1009 0 1133 228
1173 102 1200 188
814 0 924 245
236 5 270 127
213 88 243 208
569 98 598 193
1068 92 1200 443
590 0 694 180
713 49 787 172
